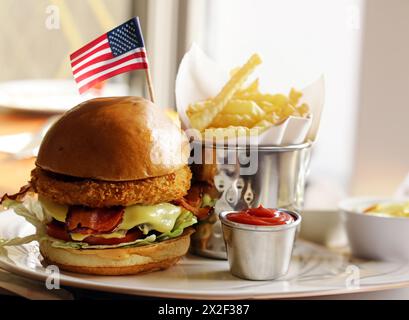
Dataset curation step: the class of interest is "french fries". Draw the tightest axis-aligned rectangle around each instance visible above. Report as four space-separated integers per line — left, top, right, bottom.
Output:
189 53 262 131
211 114 255 128
186 99 211 118
221 100 264 116
186 53 310 137
236 78 260 95
289 88 302 106
208 100 265 128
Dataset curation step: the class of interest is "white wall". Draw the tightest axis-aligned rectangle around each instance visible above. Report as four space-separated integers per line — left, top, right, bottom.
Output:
352 0 409 196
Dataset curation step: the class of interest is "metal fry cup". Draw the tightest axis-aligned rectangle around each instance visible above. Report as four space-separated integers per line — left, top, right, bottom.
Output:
219 210 301 280
189 141 311 259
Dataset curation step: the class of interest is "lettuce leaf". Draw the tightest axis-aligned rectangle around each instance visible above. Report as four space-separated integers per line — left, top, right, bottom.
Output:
1 196 46 229
201 193 216 208
1 197 197 250
49 209 197 249
48 234 158 250
0 196 44 248
157 209 197 240
0 234 38 247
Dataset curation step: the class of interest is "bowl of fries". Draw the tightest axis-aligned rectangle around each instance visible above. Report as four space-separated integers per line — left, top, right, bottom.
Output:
176 45 323 259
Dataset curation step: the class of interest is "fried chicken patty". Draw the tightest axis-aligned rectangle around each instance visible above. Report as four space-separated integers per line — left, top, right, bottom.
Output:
31 166 192 207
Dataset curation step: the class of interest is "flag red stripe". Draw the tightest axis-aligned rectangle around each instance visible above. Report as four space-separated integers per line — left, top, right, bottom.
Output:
71 42 111 68
72 53 114 75
78 62 148 94
74 54 147 82
72 50 146 76
70 34 107 61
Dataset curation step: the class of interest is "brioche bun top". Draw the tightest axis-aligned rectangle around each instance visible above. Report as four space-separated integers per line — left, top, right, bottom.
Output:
36 96 190 181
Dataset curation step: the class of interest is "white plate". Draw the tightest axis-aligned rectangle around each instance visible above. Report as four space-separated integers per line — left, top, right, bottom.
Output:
0 79 129 114
1 210 409 299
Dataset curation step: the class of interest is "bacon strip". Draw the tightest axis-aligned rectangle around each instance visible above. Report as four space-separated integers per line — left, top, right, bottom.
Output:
0 184 33 205
66 206 124 234
174 183 213 221
174 197 212 221
184 184 202 208
46 220 143 245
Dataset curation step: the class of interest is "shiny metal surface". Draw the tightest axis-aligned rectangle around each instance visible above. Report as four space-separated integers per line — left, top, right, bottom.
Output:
220 210 301 280
189 142 311 259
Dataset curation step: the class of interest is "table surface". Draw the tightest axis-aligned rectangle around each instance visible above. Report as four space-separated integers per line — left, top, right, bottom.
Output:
0 110 47 195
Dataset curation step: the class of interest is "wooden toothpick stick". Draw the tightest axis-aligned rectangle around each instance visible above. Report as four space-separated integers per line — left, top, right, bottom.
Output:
145 68 155 103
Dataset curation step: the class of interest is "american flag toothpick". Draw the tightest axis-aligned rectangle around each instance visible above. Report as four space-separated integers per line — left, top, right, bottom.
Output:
70 17 155 102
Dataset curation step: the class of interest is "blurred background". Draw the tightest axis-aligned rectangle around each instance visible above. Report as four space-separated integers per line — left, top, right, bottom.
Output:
0 0 408 208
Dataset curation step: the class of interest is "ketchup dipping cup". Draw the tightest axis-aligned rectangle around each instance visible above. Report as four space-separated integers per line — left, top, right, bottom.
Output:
219 207 301 280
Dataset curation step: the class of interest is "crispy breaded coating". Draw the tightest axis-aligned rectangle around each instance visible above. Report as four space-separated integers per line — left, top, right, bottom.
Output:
31 166 192 207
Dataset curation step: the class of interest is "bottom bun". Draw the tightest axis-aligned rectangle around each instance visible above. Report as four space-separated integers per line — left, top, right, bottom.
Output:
40 228 194 275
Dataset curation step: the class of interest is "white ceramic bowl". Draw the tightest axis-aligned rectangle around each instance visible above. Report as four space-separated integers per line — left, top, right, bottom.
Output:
339 197 409 261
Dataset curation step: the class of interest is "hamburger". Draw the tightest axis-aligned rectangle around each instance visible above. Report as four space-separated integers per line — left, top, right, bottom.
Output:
0 96 197 275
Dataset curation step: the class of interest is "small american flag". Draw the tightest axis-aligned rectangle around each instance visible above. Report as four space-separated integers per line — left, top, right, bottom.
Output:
70 17 148 94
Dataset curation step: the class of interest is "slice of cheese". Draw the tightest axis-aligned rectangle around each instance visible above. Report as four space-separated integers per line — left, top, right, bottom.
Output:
119 203 181 233
39 198 182 239
39 196 67 223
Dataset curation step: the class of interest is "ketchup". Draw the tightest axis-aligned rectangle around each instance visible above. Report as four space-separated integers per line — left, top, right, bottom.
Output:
226 205 294 226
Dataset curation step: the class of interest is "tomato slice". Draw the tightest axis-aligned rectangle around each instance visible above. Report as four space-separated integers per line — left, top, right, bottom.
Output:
82 229 143 245
46 220 143 245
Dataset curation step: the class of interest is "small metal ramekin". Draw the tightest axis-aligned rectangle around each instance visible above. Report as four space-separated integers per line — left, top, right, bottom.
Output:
219 210 301 280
